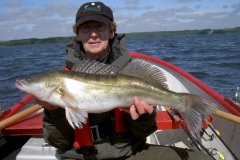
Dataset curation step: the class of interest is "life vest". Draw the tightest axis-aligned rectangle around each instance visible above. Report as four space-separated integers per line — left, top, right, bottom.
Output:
73 108 128 149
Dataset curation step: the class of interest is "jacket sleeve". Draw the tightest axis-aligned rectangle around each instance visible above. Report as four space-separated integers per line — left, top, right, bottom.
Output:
43 108 74 151
124 110 157 139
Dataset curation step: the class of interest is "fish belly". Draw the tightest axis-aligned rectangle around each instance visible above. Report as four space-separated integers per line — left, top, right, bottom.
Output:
63 78 133 113
46 93 66 108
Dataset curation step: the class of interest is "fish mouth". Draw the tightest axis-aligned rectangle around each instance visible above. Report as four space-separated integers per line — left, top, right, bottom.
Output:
15 79 28 91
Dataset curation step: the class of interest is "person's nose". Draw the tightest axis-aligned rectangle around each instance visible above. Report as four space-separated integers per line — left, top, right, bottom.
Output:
88 28 99 37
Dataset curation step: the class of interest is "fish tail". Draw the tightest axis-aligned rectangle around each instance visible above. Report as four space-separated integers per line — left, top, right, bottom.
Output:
179 94 217 137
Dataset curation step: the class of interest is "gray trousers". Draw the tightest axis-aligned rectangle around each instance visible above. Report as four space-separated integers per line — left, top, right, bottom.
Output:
60 144 213 160
125 145 213 160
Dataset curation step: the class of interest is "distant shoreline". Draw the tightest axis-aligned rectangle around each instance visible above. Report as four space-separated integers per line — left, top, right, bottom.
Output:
1 27 239 46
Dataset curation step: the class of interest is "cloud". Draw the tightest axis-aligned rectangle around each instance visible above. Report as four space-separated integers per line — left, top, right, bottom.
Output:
231 2 240 12
0 0 240 41
0 0 23 8
116 1 240 33
0 1 77 40
124 0 142 4
176 0 203 3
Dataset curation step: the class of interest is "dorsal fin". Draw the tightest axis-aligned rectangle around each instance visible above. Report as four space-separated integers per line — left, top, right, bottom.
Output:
72 58 168 90
119 58 169 90
72 59 118 75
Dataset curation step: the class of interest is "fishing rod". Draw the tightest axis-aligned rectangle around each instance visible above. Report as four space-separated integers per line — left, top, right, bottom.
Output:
164 107 216 160
203 119 238 160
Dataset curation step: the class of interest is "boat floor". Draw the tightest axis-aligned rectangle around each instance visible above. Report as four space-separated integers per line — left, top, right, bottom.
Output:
0 136 31 160
2 126 237 160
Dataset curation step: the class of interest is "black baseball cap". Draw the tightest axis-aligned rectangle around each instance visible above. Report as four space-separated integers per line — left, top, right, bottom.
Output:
75 2 114 27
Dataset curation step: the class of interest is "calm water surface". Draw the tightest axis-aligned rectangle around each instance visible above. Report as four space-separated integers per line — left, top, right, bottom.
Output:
0 33 239 109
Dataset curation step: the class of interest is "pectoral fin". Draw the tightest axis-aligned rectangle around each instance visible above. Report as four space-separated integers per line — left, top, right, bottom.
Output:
65 107 88 129
59 88 88 128
59 88 79 108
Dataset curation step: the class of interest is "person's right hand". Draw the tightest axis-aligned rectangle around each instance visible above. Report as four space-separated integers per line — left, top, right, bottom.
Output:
35 98 59 110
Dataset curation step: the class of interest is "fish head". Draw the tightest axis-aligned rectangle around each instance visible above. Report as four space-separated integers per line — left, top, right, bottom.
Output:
15 72 61 100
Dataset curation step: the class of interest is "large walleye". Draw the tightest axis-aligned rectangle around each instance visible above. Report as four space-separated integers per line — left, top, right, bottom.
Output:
16 58 217 135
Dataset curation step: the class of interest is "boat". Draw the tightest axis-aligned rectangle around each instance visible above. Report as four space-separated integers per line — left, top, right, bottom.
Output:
0 52 239 160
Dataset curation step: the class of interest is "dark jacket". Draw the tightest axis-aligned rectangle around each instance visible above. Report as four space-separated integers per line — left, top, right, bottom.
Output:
43 34 157 159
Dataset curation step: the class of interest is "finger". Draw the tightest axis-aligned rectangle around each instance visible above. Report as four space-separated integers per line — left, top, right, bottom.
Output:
134 96 153 114
129 105 139 120
134 96 145 114
34 98 42 104
34 98 59 110
44 104 59 110
140 100 154 114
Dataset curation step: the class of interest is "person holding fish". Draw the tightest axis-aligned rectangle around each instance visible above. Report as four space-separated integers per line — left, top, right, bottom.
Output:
33 2 213 160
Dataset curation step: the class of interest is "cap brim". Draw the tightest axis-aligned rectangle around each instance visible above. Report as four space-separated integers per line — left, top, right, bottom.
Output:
76 14 110 27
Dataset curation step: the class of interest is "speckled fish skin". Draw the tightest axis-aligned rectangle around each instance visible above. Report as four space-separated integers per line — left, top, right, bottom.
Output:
16 60 217 134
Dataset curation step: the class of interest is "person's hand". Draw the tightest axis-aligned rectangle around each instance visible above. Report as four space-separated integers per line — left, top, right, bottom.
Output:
34 98 59 110
121 96 154 120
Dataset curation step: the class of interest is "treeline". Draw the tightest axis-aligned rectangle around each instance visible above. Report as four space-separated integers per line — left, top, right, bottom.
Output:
126 27 240 38
0 36 73 46
1 27 240 46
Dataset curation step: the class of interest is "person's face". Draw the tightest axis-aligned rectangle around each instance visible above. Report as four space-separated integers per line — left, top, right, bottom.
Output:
77 21 114 59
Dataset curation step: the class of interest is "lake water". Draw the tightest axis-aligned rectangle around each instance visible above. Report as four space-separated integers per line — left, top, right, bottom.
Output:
0 33 240 109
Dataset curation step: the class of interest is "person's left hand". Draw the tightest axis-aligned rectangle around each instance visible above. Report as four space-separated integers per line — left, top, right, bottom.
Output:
34 98 59 110
120 96 154 120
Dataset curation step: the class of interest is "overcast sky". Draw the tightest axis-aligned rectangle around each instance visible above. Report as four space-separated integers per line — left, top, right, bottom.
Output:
0 0 240 41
